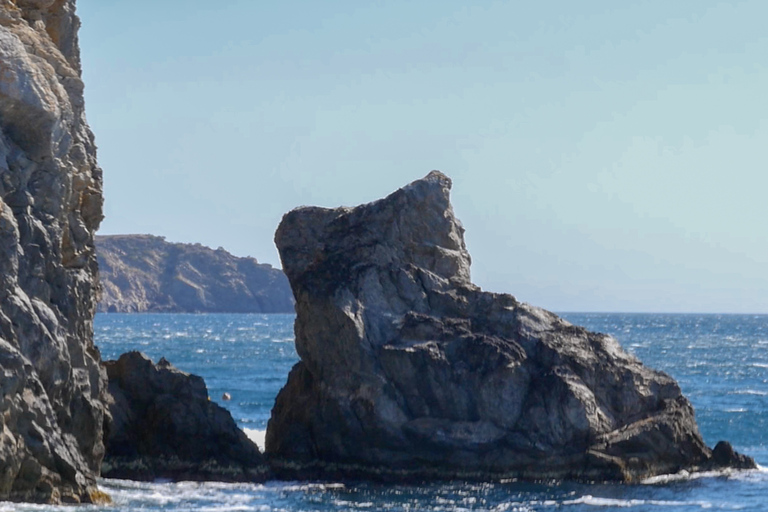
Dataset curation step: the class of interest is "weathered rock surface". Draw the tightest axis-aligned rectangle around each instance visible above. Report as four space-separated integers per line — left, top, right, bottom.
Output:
96 234 294 313
102 351 269 482
266 171 754 482
0 0 108 503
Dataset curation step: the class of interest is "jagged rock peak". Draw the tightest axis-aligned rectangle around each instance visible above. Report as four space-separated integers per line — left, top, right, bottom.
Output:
266 171 754 482
277 170 472 294
0 0 108 504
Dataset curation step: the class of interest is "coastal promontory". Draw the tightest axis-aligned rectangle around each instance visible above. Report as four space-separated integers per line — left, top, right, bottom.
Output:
266 171 754 482
96 234 294 313
0 0 108 503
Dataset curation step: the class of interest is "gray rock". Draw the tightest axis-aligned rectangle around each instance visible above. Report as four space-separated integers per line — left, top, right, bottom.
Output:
96 234 294 313
266 171 754 482
102 351 269 482
0 0 108 504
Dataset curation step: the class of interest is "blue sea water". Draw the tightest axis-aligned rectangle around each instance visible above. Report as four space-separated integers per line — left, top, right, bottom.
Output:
5 312 768 511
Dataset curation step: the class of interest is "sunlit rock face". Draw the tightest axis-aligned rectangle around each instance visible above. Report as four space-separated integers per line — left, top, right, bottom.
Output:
266 171 754 482
0 0 108 503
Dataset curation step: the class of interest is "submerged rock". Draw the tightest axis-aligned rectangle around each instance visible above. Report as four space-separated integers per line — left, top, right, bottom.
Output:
266 171 754 482
0 0 108 503
102 352 269 482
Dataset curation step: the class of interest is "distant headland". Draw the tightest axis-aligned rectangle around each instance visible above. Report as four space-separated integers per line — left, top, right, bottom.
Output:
96 235 294 313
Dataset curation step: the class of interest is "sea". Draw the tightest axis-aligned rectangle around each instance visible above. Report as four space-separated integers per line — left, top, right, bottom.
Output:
4 312 768 511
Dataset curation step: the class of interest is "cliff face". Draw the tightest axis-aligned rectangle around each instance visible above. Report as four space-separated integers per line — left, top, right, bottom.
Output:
267 172 754 482
0 0 107 503
96 235 294 313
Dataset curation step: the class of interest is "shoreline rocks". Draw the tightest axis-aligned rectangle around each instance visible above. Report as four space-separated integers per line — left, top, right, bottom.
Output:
102 351 269 482
266 171 755 482
0 0 108 503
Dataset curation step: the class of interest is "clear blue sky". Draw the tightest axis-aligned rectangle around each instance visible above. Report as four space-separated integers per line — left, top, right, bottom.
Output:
78 0 768 313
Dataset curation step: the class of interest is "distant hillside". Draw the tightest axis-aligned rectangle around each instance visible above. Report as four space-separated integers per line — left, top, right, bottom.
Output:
95 235 295 313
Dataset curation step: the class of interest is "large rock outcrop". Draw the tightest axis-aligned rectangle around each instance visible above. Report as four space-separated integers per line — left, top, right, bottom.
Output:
96 234 294 313
0 0 108 503
102 351 269 482
266 171 754 482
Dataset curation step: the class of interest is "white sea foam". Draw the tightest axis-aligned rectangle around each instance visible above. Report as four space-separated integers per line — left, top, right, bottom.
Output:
562 495 712 507
642 466 767 485
277 482 346 492
331 499 375 508
243 428 266 450
642 469 723 484
730 389 768 396
491 502 536 512
728 464 768 483
100 478 269 511
495 499 557 510
0 504 69 511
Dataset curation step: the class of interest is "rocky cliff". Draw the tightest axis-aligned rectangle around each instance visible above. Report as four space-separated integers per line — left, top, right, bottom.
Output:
0 0 107 503
96 234 294 313
266 171 754 482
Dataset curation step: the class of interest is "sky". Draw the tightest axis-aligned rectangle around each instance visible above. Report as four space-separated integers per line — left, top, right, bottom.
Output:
77 0 768 313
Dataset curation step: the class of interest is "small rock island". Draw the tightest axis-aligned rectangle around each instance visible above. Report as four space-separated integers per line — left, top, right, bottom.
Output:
266 171 754 482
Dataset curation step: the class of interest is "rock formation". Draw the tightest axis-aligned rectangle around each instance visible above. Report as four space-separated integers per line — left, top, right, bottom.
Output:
96 234 294 313
0 0 108 503
102 351 269 482
266 171 754 482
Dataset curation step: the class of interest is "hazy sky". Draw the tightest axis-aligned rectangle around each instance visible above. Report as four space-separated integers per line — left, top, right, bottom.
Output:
78 0 768 313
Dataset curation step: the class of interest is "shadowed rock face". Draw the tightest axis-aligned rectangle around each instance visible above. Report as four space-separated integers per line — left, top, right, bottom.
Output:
102 352 269 482
0 0 108 504
266 171 754 482
95 234 294 313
